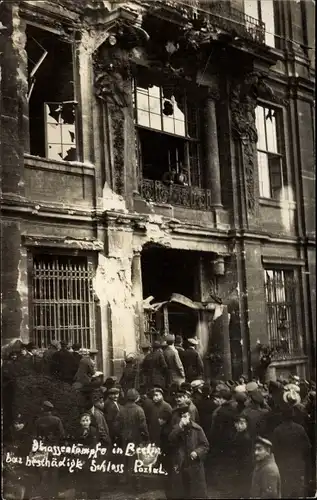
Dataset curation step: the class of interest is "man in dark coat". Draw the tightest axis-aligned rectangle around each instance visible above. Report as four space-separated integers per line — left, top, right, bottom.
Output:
141 340 168 390
147 387 172 448
241 390 269 441
71 342 82 376
163 334 185 386
175 335 185 365
51 341 78 383
35 401 65 444
227 414 253 498
167 404 209 499
120 353 138 396
103 387 123 445
121 389 149 492
181 338 204 382
272 406 311 498
250 436 281 499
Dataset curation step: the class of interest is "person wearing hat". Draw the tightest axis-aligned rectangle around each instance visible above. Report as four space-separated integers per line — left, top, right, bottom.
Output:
73 346 97 389
119 353 139 398
146 387 173 450
103 387 123 445
35 401 65 444
171 384 199 426
241 389 269 441
141 339 168 391
51 340 79 384
175 335 186 365
71 342 82 373
163 333 185 386
181 337 204 383
195 383 218 439
85 392 111 447
167 404 209 499
42 340 60 376
209 386 240 495
250 436 281 498
121 388 149 492
227 413 253 498
271 401 311 498
191 379 205 407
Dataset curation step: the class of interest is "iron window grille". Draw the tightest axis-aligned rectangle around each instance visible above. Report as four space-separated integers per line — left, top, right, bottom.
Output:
256 105 287 200
30 254 96 349
264 269 303 359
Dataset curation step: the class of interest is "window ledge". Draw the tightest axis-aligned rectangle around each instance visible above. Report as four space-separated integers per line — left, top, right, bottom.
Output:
270 356 308 367
24 154 95 175
259 197 296 209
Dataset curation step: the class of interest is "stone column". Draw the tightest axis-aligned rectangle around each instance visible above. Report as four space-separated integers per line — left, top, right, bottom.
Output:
131 250 146 348
205 94 222 207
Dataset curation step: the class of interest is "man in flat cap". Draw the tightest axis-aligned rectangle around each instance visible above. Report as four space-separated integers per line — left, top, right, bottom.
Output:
147 387 172 448
103 386 123 445
35 400 65 444
51 340 78 384
182 337 204 383
163 334 185 386
250 436 281 498
167 404 209 499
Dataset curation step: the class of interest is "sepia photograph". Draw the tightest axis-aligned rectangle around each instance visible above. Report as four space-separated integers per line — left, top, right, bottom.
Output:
0 0 316 499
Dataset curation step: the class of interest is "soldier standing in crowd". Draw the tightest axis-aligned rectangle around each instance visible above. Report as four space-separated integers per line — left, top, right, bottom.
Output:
182 338 204 383
163 334 185 386
250 436 281 499
141 339 168 390
167 404 209 500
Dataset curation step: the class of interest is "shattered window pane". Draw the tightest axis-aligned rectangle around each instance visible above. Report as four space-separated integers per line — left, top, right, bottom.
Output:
135 80 187 138
45 102 77 161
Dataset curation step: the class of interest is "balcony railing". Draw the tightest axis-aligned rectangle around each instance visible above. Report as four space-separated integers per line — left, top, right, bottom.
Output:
153 0 265 44
140 178 213 211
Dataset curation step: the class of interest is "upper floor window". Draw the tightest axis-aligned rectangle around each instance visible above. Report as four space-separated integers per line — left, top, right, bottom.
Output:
244 0 276 47
133 70 202 187
26 25 77 161
256 104 286 200
264 268 303 358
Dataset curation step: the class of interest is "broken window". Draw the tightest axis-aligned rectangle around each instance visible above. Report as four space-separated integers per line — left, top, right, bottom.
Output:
26 25 77 161
256 104 287 199
133 69 202 187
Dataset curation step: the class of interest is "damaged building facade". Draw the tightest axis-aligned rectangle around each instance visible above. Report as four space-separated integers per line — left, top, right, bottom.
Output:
1 0 315 381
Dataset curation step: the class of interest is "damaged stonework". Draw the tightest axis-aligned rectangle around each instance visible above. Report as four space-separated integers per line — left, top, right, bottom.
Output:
17 246 30 343
93 252 138 377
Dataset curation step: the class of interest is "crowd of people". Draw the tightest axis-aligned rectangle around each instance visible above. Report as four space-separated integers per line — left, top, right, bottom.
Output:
2 334 316 500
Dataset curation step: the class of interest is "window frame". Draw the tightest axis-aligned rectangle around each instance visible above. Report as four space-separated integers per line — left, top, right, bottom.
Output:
133 73 202 188
264 267 304 359
256 101 288 200
26 22 80 163
244 0 277 47
27 249 97 350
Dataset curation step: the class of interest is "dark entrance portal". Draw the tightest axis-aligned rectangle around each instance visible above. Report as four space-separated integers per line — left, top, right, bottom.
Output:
141 246 200 339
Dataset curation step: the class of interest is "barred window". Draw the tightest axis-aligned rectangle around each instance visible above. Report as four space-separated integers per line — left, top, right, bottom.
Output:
264 269 303 358
31 254 95 349
256 105 286 199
